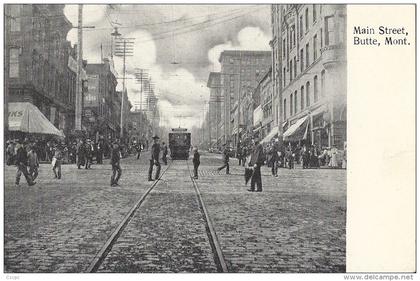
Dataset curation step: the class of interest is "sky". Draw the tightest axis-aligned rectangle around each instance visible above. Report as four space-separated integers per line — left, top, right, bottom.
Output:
63 4 272 129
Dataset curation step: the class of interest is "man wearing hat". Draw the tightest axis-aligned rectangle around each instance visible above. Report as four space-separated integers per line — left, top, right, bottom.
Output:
15 139 36 186
76 139 85 169
6 139 15 166
84 139 94 169
248 136 265 192
148 135 161 181
217 143 230 174
110 140 122 186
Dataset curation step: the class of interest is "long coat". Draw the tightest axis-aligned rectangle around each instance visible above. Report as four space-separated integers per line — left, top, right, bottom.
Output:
250 143 265 166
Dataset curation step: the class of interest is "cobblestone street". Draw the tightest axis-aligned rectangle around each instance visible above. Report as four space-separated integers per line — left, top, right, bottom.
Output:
4 152 346 273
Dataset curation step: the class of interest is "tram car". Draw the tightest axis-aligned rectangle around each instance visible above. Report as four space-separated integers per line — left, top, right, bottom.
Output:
169 128 191 160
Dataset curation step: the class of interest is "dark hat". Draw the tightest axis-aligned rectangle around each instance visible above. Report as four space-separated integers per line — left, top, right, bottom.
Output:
152 135 160 140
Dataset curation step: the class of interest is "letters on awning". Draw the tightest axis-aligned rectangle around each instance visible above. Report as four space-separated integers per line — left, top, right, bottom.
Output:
8 102 65 138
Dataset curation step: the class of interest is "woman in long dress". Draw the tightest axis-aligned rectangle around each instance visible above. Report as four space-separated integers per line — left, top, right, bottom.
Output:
330 146 338 168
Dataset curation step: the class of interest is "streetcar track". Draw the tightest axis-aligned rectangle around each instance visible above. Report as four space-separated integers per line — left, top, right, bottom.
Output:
85 161 173 273
186 161 229 273
86 159 228 273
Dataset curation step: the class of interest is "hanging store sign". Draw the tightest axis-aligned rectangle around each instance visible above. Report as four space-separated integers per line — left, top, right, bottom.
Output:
85 75 99 107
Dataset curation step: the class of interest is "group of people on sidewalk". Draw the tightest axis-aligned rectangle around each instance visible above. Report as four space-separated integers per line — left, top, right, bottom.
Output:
215 136 347 193
6 138 66 187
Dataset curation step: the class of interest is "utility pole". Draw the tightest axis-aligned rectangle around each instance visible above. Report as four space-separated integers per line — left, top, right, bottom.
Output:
75 4 83 131
114 37 134 139
135 68 148 141
237 52 242 149
135 68 149 112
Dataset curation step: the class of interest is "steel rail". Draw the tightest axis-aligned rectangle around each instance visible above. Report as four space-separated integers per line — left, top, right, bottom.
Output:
85 161 173 272
186 161 229 273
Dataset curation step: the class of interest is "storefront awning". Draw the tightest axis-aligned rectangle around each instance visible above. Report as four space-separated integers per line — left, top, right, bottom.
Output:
261 126 279 144
310 105 326 117
283 115 309 142
232 127 238 135
8 102 65 138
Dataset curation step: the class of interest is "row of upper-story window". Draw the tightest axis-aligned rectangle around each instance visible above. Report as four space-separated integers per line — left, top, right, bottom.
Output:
281 12 346 61
8 48 76 105
281 17 344 89
282 71 325 120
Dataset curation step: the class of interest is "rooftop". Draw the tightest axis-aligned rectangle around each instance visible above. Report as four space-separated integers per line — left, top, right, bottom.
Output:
218 50 271 62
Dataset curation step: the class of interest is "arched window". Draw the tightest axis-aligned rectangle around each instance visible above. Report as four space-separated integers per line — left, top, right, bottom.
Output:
294 90 298 114
290 93 293 116
283 98 287 120
300 86 304 110
314 76 318 102
321 70 326 97
306 81 310 107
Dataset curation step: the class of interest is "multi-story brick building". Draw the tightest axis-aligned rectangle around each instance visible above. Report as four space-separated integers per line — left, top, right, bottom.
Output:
218 50 271 147
258 67 275 143
127 110 152 144
206 72 222 148
271 4 346 148
84 59 120 140
5 4 77 136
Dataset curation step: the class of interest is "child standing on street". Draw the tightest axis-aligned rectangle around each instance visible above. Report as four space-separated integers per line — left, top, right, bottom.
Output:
52 143 63 179
192 147 200 179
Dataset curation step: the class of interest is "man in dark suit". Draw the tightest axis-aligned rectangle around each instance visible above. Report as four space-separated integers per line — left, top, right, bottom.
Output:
148 135 161 181
217 144 230 174
110 140 122 186
76 139 85 169
15 140 36 186
248 137 265 192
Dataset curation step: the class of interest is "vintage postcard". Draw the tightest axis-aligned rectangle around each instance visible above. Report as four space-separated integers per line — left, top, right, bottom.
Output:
2 2 416 279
